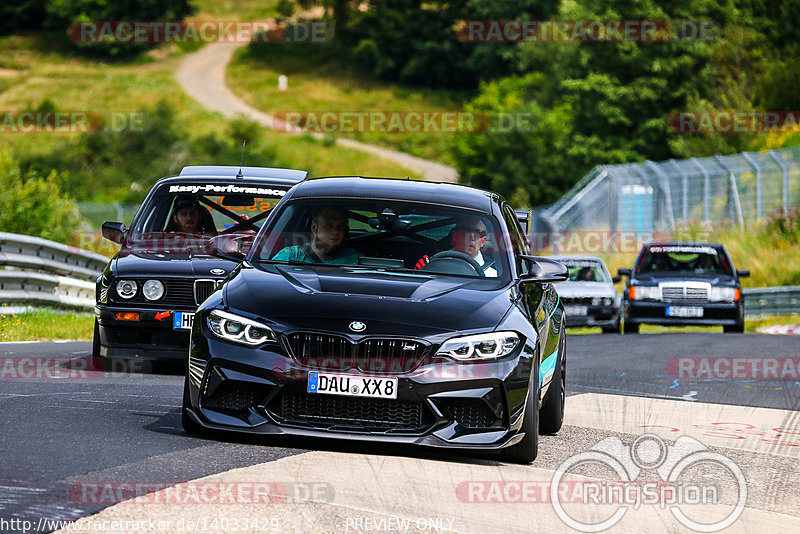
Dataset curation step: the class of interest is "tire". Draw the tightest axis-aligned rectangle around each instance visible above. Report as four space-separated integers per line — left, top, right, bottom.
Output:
540 330 565 434
602 318 621 334
500 359 539 464
91 319 102 370
723 322 745 333
182 374 205 435
623 320 639 334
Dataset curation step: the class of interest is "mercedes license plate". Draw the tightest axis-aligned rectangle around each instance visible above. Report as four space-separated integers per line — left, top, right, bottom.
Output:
666 306 704 318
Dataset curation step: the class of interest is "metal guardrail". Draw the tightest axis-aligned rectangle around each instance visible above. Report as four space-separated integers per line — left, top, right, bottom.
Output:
0 232 108 310
743 286 800 317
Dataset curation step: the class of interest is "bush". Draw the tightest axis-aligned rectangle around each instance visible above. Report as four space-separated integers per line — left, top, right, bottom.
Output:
0 152 80 243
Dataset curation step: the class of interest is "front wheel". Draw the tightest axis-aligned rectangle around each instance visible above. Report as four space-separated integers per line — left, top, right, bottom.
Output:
500 361 539 464
723 322 745 333
540 330 565 434
602 318 621 334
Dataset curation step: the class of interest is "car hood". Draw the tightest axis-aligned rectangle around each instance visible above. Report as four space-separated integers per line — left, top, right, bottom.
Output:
223 264 513 337
556 282 617 299
113 249 238 277
632 273 737 286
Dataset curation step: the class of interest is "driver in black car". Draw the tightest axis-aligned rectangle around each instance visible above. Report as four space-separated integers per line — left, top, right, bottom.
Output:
169 197 217 233
415 217 497 277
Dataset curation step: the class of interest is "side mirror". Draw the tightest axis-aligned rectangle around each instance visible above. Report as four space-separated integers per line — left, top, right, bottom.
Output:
736 269 750 278
612 276 621 284
618 268 632 278
204 234 249 262
102 221 127 244
518 255 568 283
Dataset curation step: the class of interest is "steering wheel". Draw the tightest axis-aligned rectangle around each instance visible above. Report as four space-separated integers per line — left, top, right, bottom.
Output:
427 250 485 277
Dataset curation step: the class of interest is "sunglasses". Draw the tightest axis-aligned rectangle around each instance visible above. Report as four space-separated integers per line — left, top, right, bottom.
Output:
455 226 487 238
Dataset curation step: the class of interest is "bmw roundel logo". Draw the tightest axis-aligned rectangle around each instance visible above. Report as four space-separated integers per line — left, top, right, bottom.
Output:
349 321 366 332
210 268 226 275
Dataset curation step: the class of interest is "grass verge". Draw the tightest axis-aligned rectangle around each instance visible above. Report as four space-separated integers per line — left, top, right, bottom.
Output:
0 309 94 342
567 313 800 335
227 43 471 165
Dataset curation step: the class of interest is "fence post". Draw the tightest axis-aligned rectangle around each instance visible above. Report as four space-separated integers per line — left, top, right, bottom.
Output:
645 161 675 230
741 152 762 220
689 157 710 222
768 149 789 215
714 155 745 230
670 159 689 222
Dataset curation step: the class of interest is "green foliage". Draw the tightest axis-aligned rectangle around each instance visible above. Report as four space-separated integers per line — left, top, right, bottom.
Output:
18 100 281 203
347 0 558 88
0 151 80 243
450 0 800 205
1 0 194 55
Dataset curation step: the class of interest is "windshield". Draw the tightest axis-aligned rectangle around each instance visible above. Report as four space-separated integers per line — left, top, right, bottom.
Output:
252 199 508 279
559 260 610 282
127 183 288 250
635 245 732 275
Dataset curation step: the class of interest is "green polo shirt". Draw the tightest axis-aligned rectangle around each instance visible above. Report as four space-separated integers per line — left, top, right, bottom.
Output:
272 244 364 265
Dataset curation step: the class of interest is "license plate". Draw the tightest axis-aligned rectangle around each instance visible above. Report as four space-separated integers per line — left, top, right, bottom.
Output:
307 372 398 399
173 312 195 330
565 305 588 316
666 306 704 318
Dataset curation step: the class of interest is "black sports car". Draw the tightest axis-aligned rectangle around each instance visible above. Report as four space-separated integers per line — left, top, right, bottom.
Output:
618 242 749 333
182 177 568 463
93 165 307 369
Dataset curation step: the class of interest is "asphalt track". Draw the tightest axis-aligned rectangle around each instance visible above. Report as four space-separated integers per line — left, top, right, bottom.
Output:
1 333 798 533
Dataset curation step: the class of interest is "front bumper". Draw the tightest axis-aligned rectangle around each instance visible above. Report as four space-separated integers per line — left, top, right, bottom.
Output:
95 304 192 360
185 331 536 450
624 300 743 326
564 305 619 328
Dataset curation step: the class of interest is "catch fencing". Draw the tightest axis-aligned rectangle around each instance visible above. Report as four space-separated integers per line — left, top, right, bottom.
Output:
541 145 800 233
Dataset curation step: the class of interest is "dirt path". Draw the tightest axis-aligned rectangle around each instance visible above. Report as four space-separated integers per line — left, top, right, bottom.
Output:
175 39 458 183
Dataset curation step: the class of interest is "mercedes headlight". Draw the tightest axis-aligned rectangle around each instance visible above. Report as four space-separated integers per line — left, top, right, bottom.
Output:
631 285 660 301
207 310 275 345
436 331 520 360
142 279 165 301
115 280 138 299
710 287 737 302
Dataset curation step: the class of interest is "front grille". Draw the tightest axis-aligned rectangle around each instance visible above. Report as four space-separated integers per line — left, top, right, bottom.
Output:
661 285 709 303
438 398 502 429
194 280 219 305
276 391 423 431
284 333 427 374
110 278 223 308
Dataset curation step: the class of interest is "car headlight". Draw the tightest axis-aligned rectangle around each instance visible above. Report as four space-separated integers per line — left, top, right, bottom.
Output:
630 285 659 301
436 331 520 360
710 287 737 302
115 280 138 299
602 297 613 306
142 279 165 301
207 310 276 345
591 297 601 306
